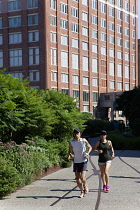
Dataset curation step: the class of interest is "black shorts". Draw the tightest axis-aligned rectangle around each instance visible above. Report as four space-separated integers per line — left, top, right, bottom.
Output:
73 162 87 172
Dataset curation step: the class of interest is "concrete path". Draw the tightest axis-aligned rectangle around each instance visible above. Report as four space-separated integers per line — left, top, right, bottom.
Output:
0 137 140 210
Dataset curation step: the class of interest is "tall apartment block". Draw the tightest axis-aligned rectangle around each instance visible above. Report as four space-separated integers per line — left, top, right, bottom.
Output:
0 0 138 120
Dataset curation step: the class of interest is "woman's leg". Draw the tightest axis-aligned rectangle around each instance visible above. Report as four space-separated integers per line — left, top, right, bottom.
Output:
75 172 83 191
104 162 111 186
99 165 106 186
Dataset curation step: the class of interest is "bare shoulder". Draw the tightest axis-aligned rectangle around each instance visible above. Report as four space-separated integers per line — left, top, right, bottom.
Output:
107 140 112 145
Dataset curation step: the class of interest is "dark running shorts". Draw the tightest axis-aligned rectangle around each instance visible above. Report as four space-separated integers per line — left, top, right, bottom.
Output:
73 162 87 172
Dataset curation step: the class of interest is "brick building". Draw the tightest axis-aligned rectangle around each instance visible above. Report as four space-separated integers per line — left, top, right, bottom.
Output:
0 0 138 120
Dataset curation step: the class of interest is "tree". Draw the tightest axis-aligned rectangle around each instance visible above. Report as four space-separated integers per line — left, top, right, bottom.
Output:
116 86 140 136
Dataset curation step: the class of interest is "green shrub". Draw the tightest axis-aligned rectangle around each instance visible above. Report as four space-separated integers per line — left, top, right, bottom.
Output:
108 131 140 150
0 157 20 198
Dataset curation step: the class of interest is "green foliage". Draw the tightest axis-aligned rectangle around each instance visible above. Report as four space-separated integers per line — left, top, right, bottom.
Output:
82 119 114 137
116 86 140 136
107 131 140 150
0 157 20 198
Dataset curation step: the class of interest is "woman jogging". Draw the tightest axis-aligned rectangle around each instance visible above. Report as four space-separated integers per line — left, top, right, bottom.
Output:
93 130 115 192
68 128 92 198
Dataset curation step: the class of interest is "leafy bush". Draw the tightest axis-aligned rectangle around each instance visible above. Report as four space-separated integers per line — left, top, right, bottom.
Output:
0 157 20 198
82 119 114 137
107 131 140 150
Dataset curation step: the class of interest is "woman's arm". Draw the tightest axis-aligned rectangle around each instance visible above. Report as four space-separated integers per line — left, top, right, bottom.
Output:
84 139 92 157
68 142 74 160
109 141 115 159
93 141 103 154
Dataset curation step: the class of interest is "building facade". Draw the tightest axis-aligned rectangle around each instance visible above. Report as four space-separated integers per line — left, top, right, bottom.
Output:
0 0 138 119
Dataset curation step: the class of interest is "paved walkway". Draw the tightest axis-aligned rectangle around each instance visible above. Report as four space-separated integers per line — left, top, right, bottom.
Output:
0 138 140 210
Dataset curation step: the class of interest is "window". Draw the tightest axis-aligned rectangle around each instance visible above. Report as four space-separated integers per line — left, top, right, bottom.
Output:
132 55 135 63
125 40 129 49
125 1 129 11
61 51 68 68
72 75 79 84
72 23 78 33
50 15 57 26
82 26 88 36
28 14 38 25
82 11 88 22
117 0 122 7
82 41 88 51
110 62 114 76
9 32 22 44
117 38 122 46
125 65 129 78
117 25 122 34
109 22 114 31
132 30 135 39
0 50 3 67
72 38 78 48
0 34 2 45
92 0 97 10
92 44 97 53
60 3 68 14
29 70 39 81
50 31 57 43
109 49 114 57
110 80 115 89
117 51 122 59
109 0 114 4
132 5 135 14
28 31 39 42
28 0 38 8
117 10 122 20
101 32 106 42
82 56 88 71
132 43 135 51
60 19 68 30
92 15 97 25
29 47 39 65
51 48 57 65
9 49 22 66
125 83 129 91
61 73 68 83
62 89 69 95
72 54 78 69
125 28 129 36
8 0 21 11
61 35 68 46
101 19 106 28
92 78 98 87
83 76 89 85
82 0 88 6
101 3 106 13
83 105 89 112
125 14 129 23
118 64 122 77
83 91 89 102
11 72 22 80
51 71 57 82
92 58 98 73
50 0 56 10
109 35 114 44
109 7 114 17
71 7 78 18
132 17 135 26
118 82 122 90
73 90 79 100
92 30 97 39
125 53 129 61
132 67 135 80
92 92 98 102
9 16 21 27
101 46 106 55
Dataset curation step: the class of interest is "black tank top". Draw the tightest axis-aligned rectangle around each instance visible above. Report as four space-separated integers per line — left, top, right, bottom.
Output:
98 140 111 163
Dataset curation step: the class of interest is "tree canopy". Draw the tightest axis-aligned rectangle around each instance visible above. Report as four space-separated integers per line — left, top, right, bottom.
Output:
0 71 85 143
116 86 140 136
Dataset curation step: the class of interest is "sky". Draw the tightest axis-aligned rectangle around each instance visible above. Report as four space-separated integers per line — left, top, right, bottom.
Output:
138 0 140 38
